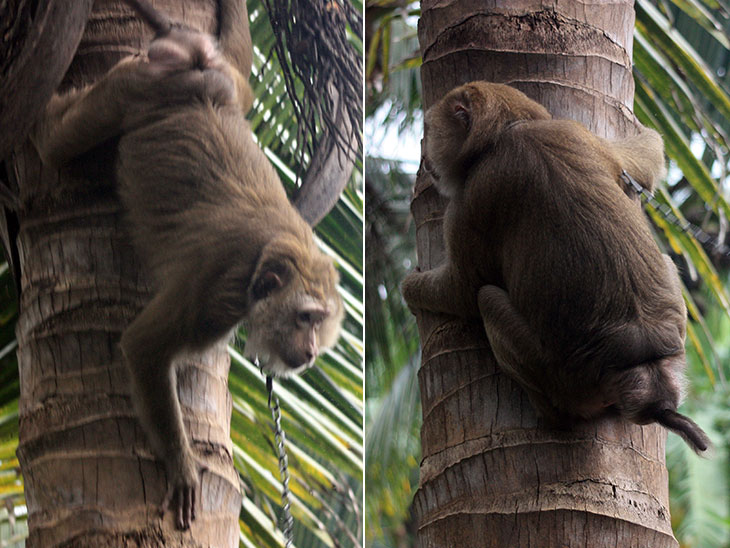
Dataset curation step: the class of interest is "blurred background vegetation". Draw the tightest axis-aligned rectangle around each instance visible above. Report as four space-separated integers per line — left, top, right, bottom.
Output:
365 1 730 547
0 0 364 547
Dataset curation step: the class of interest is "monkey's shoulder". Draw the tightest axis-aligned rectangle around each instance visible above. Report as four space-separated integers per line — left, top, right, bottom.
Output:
503 118 601 159
494 119 626 194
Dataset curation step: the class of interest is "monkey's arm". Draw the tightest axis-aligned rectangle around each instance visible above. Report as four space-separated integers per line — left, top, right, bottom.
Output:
402 264 479 318
120 252 256 529
601 128 666 193
120 285 203 530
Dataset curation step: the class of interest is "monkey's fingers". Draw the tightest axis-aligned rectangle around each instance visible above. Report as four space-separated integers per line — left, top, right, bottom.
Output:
159 475 197 529
178 485 194 530
147 38 195 74
159 482 174 518
160 482 194 530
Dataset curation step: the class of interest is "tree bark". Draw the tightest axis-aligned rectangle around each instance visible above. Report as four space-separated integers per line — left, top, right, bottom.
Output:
13 2 241 546
412 1 677 547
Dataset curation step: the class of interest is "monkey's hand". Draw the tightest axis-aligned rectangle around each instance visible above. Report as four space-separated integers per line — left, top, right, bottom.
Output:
161 451 207 530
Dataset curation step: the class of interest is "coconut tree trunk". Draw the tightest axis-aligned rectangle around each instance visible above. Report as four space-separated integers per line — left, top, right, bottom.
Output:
13 1 241 546
412 2 677 547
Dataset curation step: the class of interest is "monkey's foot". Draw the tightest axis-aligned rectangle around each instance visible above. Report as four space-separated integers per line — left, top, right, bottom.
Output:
146 27 226 74
141 28 235 105
161 454 207 530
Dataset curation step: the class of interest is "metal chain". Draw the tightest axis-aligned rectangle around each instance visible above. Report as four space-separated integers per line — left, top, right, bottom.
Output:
266 375 295 548
621 170 730 257
253 356 295 547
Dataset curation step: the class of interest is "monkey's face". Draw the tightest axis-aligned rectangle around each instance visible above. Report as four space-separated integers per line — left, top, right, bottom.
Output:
243 242 343 377
245 294 339 377
423 81 551 197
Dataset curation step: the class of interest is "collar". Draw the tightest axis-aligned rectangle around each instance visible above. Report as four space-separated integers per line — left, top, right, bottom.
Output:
461 119 529 178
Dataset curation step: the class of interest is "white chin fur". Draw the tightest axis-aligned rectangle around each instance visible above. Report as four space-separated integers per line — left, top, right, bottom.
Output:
243 341 310 378
259 359 310 378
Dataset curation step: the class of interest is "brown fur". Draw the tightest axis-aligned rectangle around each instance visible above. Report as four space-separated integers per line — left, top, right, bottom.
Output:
32 0 342 529
402 81 710 453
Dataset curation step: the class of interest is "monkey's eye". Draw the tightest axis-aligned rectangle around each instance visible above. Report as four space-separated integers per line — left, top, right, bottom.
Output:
297 312 312 325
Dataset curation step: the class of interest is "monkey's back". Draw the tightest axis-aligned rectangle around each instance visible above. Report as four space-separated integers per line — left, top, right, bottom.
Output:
462 120 684 363
115 97 313 285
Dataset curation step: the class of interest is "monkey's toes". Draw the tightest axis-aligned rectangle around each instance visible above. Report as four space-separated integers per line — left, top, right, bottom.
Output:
147 29 223 75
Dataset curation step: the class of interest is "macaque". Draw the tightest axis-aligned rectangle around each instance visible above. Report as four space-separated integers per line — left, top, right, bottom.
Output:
32 0 343 530
402 81 711 454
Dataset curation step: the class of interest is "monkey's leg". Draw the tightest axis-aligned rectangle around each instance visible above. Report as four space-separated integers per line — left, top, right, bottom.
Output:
34 29 239 165
32 58 146 165
477 284 562 422
120 289 201 530
216 0 254 112
401 264 478 317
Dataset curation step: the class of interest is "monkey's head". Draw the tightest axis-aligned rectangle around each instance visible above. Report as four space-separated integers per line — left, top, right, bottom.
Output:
243 235 343 378
423 81 551 197
608 354 711 454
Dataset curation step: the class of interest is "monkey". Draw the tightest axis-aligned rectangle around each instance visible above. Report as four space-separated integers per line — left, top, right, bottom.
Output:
402 81 711 454
31 0 343 530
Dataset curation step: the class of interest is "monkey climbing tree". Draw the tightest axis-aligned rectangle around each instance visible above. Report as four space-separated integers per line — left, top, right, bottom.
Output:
410 1 679 546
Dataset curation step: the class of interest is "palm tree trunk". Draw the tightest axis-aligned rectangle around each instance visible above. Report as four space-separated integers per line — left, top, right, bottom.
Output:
412 2 677 546
14 2 241 546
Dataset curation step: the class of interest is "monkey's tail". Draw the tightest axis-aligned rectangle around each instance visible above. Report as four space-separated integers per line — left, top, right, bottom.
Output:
657 409 712 454
124 0 172 35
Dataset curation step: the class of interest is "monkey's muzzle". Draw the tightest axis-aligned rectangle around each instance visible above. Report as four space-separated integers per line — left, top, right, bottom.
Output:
250 351 313 379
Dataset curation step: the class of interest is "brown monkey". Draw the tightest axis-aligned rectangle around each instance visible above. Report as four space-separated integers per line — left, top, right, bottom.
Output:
402 81 711 453
32 0 343 530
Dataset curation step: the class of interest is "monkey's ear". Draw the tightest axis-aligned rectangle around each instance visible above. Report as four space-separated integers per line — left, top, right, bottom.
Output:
451 94 471 131
251 262 287 300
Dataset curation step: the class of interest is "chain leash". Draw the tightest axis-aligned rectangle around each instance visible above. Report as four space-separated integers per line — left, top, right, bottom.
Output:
266 375 295 547
254 356 295 548
620 170 730 257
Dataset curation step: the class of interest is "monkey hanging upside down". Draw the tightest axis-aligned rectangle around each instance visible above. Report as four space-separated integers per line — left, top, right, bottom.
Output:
402 81 711 454
32 0 343 530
